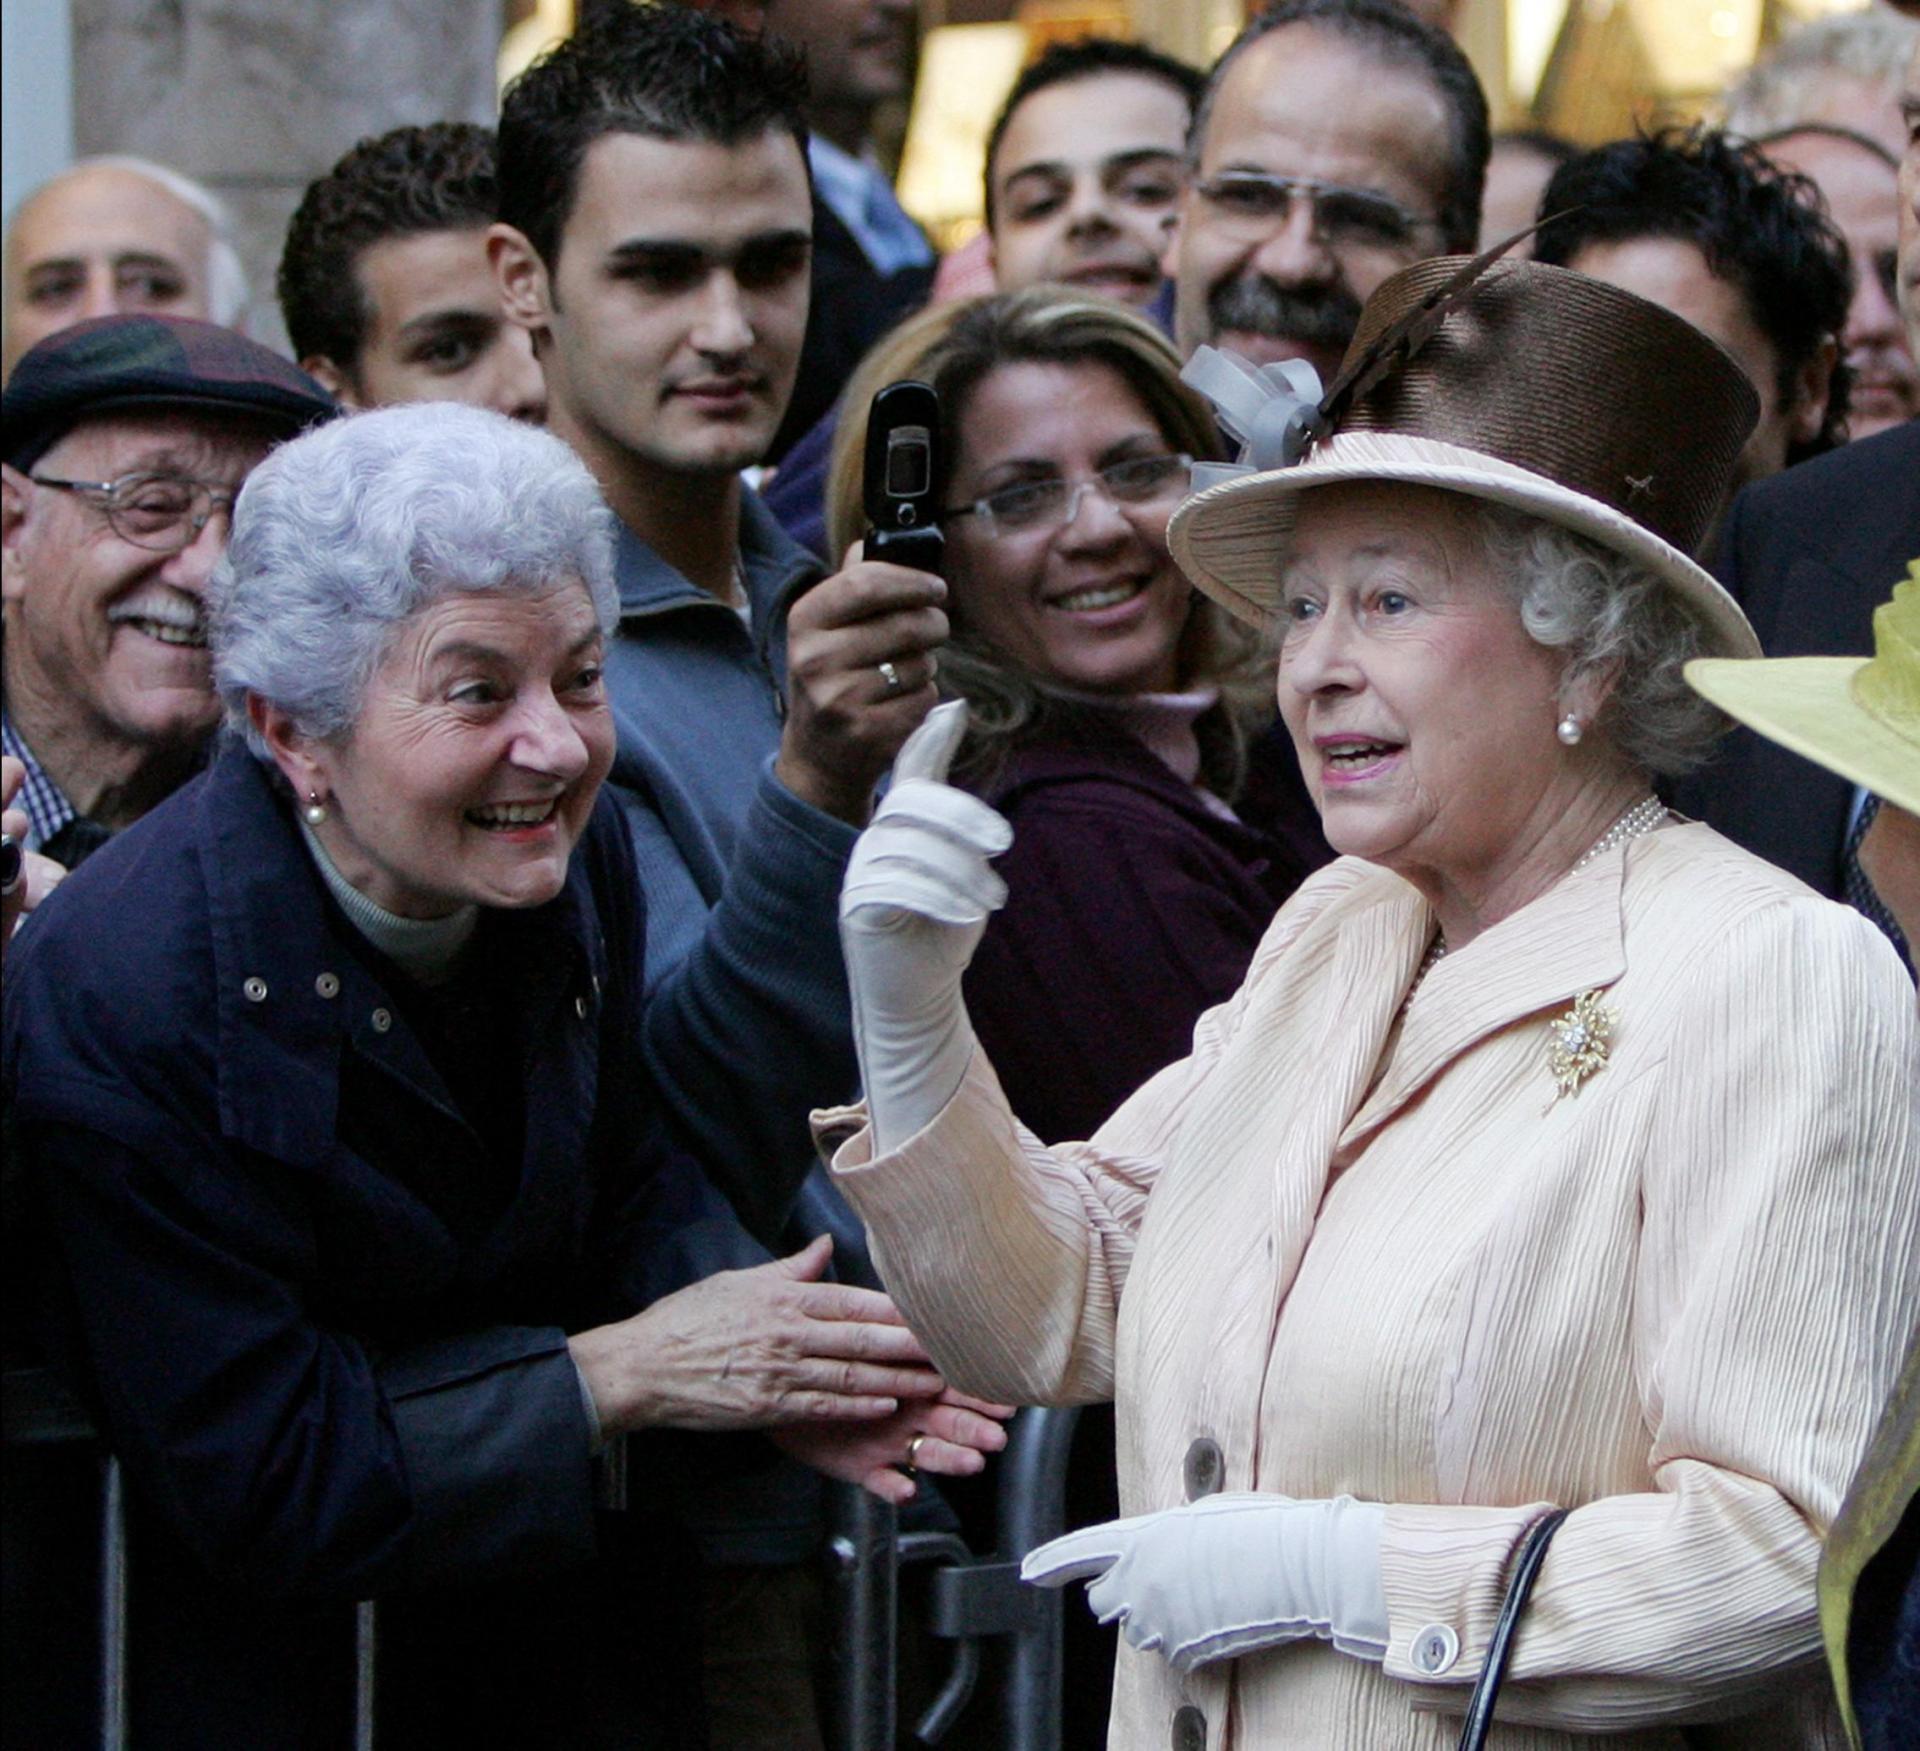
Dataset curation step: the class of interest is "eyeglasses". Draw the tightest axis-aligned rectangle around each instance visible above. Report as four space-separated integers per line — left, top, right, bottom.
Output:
29 471 240 553
1193 171 1437 253
943 452 1193 539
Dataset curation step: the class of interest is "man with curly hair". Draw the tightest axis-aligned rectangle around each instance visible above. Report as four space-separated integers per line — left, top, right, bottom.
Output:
278 123 544 422
1533 127 1852 508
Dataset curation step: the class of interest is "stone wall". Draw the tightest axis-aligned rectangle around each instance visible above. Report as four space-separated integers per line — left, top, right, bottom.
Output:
71 1 506 355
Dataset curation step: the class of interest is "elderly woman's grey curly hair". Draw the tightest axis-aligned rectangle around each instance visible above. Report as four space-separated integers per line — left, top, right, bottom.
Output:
1475 503 1727 778
211 401 617 760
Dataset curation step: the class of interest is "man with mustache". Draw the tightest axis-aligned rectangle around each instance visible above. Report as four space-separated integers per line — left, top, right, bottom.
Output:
0 315 334 870
1167 0 1488 386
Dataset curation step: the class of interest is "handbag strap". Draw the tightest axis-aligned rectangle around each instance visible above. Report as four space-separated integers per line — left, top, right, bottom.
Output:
1455 1508 1571 1751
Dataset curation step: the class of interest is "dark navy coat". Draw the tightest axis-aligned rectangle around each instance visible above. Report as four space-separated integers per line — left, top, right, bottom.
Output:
3 742 757 1744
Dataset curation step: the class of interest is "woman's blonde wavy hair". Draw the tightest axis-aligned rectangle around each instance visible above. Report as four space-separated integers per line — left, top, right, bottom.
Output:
823 286 1273 795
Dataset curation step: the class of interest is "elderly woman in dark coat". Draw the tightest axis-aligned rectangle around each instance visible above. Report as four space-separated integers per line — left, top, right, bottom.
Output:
2 403 1000 1747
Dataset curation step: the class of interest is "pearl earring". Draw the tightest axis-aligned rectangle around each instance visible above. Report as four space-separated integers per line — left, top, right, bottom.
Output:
305 792 329 825
1556 715 1583 747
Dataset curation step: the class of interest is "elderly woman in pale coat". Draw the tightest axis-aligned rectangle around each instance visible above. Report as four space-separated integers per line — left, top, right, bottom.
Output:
817 259 1920 1749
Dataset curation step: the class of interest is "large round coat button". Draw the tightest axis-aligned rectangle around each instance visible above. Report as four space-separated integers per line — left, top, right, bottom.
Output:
1171 1703 1206 1750
1412 1623 1460 1674
242 977 268 1003
370 1007 393 1033
1183 1437 1224 1501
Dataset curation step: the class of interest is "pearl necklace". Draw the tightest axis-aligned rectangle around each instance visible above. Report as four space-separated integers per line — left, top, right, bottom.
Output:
1570 794 1669 873
1404 796 1669 1003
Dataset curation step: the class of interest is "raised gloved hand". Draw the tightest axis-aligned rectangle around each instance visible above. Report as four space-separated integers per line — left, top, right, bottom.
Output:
1022 1492 1389 1673
840 700 1013 1153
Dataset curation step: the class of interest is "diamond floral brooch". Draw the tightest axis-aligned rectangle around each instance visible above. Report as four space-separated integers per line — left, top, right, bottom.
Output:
1547 990 1616 1098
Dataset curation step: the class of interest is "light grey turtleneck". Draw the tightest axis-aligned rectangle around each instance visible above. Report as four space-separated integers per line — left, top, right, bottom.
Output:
298 819 479 986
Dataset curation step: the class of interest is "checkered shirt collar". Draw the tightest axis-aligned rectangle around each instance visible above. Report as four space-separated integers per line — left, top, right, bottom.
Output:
1 713 77 851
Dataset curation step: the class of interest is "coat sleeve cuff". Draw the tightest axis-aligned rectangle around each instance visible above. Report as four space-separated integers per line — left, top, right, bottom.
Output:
1378 1500 1547 1687
380 1326 599 1590
757 757 862 861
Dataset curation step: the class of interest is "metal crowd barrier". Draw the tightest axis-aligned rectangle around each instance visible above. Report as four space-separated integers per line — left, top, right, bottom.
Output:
4 1368 1081 1750
826 1403 1081 1750
2 1366 384 1750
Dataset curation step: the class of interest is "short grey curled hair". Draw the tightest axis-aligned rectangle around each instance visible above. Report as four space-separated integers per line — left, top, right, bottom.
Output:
212 401 618 759
1473 503 1726 778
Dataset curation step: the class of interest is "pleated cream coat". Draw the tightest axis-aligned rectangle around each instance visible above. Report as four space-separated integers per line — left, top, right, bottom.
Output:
821 825 1920 1750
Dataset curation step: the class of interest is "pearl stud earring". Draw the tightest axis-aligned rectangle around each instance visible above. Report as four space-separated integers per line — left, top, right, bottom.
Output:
1556 715 1583 746
305 792 329 825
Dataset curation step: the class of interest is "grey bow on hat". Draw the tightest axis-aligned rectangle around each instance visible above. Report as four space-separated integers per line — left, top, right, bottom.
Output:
1179 349 1326 492
1176 221 1567 500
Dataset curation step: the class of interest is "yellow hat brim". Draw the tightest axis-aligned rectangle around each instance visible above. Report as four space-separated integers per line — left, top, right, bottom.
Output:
1684 655 1920 816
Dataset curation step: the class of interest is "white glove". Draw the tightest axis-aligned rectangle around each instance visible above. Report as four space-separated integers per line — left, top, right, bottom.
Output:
840 701 1013 1154
1022 1492 1390 1673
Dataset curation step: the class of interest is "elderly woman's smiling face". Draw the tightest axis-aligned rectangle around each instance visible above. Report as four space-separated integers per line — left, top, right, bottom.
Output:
274 577 614 918
1277 482 1589 899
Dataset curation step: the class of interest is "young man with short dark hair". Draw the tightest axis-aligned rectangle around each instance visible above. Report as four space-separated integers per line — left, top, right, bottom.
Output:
489 12 954 1743
982 37 1202 311
279 123 544 422
765 36 1204 558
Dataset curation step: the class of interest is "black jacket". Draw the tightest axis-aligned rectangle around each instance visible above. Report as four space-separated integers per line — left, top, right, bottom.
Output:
4 743 742 1744
769 196 933 463
1675 420 1920 894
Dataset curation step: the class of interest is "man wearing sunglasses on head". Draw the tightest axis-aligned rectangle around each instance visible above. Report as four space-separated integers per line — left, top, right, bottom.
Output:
1167 0 1488 386
1 316 335 869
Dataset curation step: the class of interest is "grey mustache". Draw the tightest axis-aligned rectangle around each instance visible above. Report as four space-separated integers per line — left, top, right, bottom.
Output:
1208 275 1363 351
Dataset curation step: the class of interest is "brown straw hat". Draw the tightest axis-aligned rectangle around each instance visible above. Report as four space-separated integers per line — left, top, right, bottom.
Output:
1168 256 1764 659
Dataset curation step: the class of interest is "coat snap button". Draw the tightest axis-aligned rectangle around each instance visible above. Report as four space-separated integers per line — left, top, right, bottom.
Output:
1182 1437 1224 1501
370 1007 393 1033
575 994 590 1020
315 973 340 999
1412 1623 1459 1674
242 977 268 1003
1171 1704 1206 1750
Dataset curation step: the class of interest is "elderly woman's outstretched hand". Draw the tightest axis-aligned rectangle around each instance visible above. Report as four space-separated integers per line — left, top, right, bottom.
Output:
569 1235 948 1435
775 1386 1015 1505
840 701 1013 1153
1023 1494 1389 1674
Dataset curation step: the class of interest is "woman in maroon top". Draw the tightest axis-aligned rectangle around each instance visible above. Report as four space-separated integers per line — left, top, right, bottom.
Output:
829 288 1325 1144
827 289 1325 1747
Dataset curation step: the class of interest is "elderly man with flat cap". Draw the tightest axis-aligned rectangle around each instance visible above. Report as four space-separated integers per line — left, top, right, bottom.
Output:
1 315 335 869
